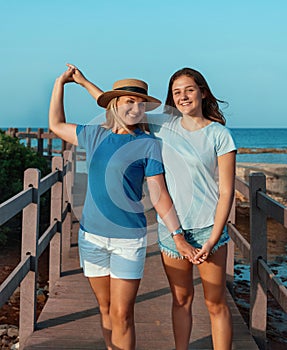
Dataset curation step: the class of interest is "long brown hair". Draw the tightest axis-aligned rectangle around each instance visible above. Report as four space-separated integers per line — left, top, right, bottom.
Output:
164 68 227 125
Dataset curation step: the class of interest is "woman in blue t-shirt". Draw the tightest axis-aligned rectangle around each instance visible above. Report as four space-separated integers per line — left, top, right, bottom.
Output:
49 65 194 350
63 64 236 350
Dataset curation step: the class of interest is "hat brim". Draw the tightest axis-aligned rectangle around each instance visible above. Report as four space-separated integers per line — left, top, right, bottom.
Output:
97 90 161 111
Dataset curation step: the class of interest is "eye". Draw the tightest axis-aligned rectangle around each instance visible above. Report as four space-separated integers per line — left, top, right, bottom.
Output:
138 102 145 109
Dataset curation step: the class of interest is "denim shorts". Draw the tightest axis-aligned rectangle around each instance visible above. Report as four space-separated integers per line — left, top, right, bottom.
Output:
78 228 147 279
158 223 230 259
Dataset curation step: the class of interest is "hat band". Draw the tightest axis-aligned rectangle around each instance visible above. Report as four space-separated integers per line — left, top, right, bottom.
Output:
114 86 147 95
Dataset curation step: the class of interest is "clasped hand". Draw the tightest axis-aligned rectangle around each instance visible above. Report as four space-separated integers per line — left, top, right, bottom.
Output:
174 237 213 264
58 63 86 85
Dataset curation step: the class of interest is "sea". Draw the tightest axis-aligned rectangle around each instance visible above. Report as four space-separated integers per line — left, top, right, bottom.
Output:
3 127 287 164
231 128 287 164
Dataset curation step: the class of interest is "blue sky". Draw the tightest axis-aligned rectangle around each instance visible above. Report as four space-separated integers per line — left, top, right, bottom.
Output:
0 0 286 128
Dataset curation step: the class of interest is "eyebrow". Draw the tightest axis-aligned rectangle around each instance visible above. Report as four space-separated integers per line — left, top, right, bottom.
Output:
172 84 195 91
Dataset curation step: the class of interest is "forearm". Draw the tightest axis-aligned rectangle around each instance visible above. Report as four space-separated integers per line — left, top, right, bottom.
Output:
152 191 180 233
209 191 234 246
79 79 103 101
49 78 78 145
49 78 65 130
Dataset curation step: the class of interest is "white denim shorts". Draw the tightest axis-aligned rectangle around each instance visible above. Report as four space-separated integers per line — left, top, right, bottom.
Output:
78 228 147 279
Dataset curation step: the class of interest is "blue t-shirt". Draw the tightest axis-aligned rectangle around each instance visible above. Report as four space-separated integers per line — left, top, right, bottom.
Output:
77 125 164 239
148 114 237 229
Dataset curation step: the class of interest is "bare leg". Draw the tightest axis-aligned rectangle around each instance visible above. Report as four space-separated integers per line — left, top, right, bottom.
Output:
89 276 113 350
110 278 141 350
197 245 233 350
161 253 194 350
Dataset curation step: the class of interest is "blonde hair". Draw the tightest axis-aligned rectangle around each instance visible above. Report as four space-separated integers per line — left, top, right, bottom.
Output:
101 97 149 134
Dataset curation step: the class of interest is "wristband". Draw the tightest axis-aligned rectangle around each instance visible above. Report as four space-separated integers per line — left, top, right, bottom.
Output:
171 227 184 238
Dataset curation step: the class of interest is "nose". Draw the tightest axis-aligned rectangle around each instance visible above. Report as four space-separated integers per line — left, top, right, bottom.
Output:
179 91 188 100
131 102 144 114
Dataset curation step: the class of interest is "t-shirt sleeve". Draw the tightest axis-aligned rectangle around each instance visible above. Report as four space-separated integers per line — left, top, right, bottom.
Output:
76 124 86 149
144 138 165 177
216 127 237 156
147 113 169 135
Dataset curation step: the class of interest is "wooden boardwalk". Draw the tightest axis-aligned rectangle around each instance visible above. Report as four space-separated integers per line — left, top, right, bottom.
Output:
22 222 259 349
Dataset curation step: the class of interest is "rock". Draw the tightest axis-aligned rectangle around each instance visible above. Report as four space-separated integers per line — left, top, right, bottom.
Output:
0 328 7 337
7 326 19 338
37 289 46 303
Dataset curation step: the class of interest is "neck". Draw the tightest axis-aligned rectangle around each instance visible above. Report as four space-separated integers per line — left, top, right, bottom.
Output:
112 125 136 134
181 114 210 131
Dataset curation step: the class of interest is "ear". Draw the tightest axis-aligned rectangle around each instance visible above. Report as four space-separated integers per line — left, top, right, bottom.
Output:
201 89 206 99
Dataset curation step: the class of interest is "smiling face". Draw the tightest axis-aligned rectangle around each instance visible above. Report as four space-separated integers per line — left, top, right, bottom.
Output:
116 95 146 128
172 75 205 117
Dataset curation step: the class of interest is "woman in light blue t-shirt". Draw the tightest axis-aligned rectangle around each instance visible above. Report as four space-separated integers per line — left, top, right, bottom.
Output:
68 65 236 350
148 68 236 350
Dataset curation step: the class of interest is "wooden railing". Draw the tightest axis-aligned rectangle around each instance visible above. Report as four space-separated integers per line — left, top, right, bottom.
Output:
227 173 287 349
0 150 75 349
5 128 67 156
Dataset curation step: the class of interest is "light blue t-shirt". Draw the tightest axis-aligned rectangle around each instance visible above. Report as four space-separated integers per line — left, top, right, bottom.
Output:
77 125 164 239
148 114 237 229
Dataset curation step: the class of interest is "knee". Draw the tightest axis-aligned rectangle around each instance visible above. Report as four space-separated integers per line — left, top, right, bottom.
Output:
98 302 110 317
205 299 229 317
110 306 134 327
172 290 194 309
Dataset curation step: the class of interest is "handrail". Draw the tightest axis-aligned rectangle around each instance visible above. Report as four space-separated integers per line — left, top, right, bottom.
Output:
0 255 31 308
257 190 287 227
0 188 33 225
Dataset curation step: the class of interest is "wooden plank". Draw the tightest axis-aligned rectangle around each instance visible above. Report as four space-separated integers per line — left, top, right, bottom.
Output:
0 188 33 225
257 190 287 227
0 255 31 308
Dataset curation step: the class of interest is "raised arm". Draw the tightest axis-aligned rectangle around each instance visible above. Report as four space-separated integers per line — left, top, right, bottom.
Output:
67 63 104 102
49 66 78 145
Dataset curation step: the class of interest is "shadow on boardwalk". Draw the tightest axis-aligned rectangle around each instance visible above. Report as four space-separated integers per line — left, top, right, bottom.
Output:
23 222 259 349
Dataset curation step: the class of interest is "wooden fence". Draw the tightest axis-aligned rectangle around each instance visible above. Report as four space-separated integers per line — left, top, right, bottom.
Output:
5 128 67 156
226 173 287 349
0 150 75 349
0 130 287 349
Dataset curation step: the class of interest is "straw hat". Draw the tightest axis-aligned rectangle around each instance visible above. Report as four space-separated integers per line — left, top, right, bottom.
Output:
97 78 161 111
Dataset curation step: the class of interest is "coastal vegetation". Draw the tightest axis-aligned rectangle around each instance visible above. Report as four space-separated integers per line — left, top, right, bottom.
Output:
0 130 50 246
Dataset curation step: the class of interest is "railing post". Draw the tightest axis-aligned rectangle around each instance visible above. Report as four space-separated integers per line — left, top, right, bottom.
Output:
47 129 53 156
249 172 267 349
37 128 44 155
26 127 31 148
49 156 63 292
226 195 236 292
19 168 40 349
62 150 72 265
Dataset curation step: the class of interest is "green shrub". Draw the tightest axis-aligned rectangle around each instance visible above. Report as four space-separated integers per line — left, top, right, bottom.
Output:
0 130 50 202
0 129 51 246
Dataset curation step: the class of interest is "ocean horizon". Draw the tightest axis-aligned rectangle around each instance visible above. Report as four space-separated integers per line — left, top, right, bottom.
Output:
2 127 287 164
